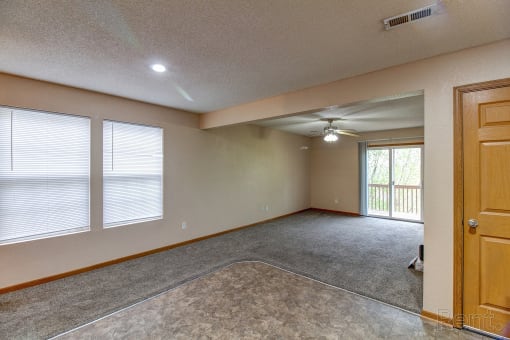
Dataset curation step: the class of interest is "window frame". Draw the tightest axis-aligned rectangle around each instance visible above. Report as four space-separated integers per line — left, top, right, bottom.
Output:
102 119 164 229
0 105 91 245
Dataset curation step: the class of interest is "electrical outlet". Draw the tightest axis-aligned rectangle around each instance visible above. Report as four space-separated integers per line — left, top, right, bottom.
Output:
181 221 187 230
264 204 269 212
334 199 339 204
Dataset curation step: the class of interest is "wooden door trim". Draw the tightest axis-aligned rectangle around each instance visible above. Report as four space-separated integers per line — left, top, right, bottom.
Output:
452 77 510 329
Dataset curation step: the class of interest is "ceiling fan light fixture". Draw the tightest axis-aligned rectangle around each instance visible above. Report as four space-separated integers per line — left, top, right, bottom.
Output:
323 132 339 142
323 121 339 142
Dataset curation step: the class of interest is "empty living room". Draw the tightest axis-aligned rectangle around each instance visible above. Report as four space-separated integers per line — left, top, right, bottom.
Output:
1 1 510 339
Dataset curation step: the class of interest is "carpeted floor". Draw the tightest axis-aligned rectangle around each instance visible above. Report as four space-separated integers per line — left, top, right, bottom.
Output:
0 210 423 339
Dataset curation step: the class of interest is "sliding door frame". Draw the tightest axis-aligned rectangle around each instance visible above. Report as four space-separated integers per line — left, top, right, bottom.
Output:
366 143 424 223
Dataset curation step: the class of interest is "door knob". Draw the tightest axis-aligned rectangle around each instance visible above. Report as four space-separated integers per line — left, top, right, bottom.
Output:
468 219 478 228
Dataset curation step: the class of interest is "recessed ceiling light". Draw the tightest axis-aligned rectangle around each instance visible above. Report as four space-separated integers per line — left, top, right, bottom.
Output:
151 64 166 73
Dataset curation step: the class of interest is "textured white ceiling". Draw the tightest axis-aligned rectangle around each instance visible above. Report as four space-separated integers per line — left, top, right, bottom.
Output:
255 93 424 136
0 1 509 113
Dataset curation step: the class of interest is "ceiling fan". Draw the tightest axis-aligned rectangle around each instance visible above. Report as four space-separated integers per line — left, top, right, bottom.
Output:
321 118 360 142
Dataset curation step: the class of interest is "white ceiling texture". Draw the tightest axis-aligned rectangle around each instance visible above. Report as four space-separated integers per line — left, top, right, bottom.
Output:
0 0 509 116
255 92 424 137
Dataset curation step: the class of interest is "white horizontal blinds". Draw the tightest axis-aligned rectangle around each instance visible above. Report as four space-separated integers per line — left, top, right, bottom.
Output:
0 107 90 245
103 120 163 227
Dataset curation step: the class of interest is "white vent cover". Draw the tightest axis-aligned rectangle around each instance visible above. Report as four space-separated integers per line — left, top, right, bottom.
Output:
383 3 440 30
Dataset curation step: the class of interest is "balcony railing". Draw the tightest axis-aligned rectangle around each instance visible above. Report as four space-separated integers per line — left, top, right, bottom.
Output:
368 184 421 219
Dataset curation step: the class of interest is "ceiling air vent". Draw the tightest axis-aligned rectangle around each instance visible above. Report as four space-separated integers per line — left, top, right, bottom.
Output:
383 3 439 30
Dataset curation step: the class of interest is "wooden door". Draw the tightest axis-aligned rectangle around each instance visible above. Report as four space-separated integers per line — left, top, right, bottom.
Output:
463 81 510 336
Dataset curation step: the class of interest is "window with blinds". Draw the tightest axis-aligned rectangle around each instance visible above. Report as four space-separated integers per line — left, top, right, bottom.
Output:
103 120 163 227
0 107 90 245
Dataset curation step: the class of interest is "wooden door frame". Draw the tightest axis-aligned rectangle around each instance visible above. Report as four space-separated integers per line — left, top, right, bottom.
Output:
452 77 510 329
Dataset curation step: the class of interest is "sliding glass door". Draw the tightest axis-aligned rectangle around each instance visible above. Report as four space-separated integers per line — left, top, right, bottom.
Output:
367 145 423 222
367 148 390 217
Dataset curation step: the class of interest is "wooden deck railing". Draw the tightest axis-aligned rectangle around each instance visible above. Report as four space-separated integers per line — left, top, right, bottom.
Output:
368 184 421 216
369 184 390 212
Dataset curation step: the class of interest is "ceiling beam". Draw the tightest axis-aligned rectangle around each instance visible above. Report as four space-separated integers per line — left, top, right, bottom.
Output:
200 39 510 130
199 63 424 130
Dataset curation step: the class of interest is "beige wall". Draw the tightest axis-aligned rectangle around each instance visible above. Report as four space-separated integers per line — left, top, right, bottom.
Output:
2 39 510 317
311 127 424 213
199 39 510 316
0 73 311 289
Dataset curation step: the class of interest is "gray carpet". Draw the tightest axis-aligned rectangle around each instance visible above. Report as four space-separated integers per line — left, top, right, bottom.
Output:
0 210 423 339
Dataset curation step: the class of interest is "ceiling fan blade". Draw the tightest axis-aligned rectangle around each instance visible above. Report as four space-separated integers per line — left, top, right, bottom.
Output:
333 128 353 133
335 130 360 137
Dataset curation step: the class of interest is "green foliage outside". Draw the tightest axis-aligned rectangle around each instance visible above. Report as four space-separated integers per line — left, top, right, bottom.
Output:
367 147 421 216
